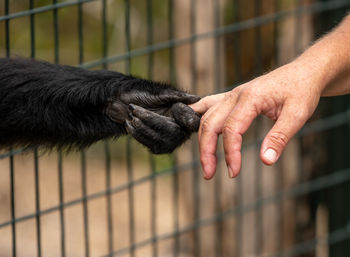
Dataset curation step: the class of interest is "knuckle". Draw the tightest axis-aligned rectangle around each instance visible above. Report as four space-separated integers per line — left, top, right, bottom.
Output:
292 108 309 121
222 124 235 138
241 87 258 102
200 154 206 166
268 131 289 149
200 119 213 135
224 90 238 101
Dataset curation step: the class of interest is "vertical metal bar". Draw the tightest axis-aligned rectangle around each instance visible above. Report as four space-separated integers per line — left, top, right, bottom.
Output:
124 1 135 256
29 1 42 256
233 0 241 84
34 149 42 257
101 0 108 68
124 0 131 74
168 0 176 84
78 2 84 64
273 0 279 69
78 3 89 256
101 1 114 255
5 0 10 57
53 0 59 64
10 153 16 257
58 152 66 257
52 2 65 256
233 1 243 256
190 0 200 256
172 156 180 257
295 0 302 56
168 1 180 256
254 0 263 74
126 112 135 257
254 0 263 255
5 2 15 256
81 151 90 257
30 0 35 58
105 140 113 256
213 1 223 257
149 156 157 257
146 1 158 256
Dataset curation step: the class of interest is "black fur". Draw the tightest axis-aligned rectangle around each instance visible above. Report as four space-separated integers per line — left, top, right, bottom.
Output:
0 58 200 153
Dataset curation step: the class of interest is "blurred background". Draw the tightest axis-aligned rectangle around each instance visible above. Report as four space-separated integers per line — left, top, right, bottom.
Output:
0 0 350 256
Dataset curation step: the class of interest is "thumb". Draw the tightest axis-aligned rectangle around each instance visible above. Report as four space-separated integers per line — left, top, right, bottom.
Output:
260 109 307 165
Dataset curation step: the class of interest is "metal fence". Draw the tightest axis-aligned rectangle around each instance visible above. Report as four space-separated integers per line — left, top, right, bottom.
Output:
1 0 350 257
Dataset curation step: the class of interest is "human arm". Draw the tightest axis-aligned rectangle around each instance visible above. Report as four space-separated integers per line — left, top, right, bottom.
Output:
0 58 200 153
190 14 350 179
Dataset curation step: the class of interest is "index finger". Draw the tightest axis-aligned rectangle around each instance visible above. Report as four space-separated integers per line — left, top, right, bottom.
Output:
189 93 226 114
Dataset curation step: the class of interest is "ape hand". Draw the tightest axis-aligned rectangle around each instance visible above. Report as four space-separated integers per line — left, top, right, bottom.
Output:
105 81 201 154
0 58 200 150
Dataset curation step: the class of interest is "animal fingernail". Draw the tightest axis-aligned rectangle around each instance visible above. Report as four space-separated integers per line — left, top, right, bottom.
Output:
264 148 278 163
127 112 133 121
129 104 135 111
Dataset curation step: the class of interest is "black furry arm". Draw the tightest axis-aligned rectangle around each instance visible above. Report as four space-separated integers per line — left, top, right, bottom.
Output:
0 58 200 153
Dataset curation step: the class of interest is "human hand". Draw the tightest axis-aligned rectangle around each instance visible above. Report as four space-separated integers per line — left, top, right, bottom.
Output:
190 63 324 179
106 80 201 154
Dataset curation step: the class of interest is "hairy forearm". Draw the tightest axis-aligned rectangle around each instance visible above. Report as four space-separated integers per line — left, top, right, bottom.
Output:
0 58 129 149
0 58 201 153
291 14 350 97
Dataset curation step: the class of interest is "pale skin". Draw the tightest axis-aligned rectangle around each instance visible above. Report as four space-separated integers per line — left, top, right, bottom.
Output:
190 14 350 179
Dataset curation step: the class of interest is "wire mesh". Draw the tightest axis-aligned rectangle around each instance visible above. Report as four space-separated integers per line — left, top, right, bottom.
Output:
0 0 350 256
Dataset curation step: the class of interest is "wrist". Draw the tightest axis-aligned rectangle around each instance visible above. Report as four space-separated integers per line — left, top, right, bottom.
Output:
285 58 327 97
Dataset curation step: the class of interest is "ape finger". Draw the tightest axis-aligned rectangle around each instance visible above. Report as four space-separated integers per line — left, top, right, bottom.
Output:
126 114 188 154
156 90 201 105
105 101 128 124
125 119 160 153
129 104 184 136
170 102 201 132
120 90 200 109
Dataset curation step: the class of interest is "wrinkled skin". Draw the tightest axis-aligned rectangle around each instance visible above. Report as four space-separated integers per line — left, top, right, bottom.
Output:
0 57 201 153
106 88 201 154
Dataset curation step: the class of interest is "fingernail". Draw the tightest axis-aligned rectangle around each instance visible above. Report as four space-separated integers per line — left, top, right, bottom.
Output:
129 104 135 111
228 166 234 178
202 166 211 180
127 112 133 121
264 148 278 163
202 168 209 179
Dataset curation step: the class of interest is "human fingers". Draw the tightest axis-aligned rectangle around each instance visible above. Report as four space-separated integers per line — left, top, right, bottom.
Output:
260 107 308 165
198 91 239 179
189 93 227 114
222 95 260 178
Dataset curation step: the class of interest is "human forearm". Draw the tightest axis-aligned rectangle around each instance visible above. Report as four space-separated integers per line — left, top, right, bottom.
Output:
292 14 350 97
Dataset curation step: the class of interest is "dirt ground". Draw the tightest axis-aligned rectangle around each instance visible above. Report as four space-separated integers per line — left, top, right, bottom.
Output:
0 142 194 257
0 136 305 257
